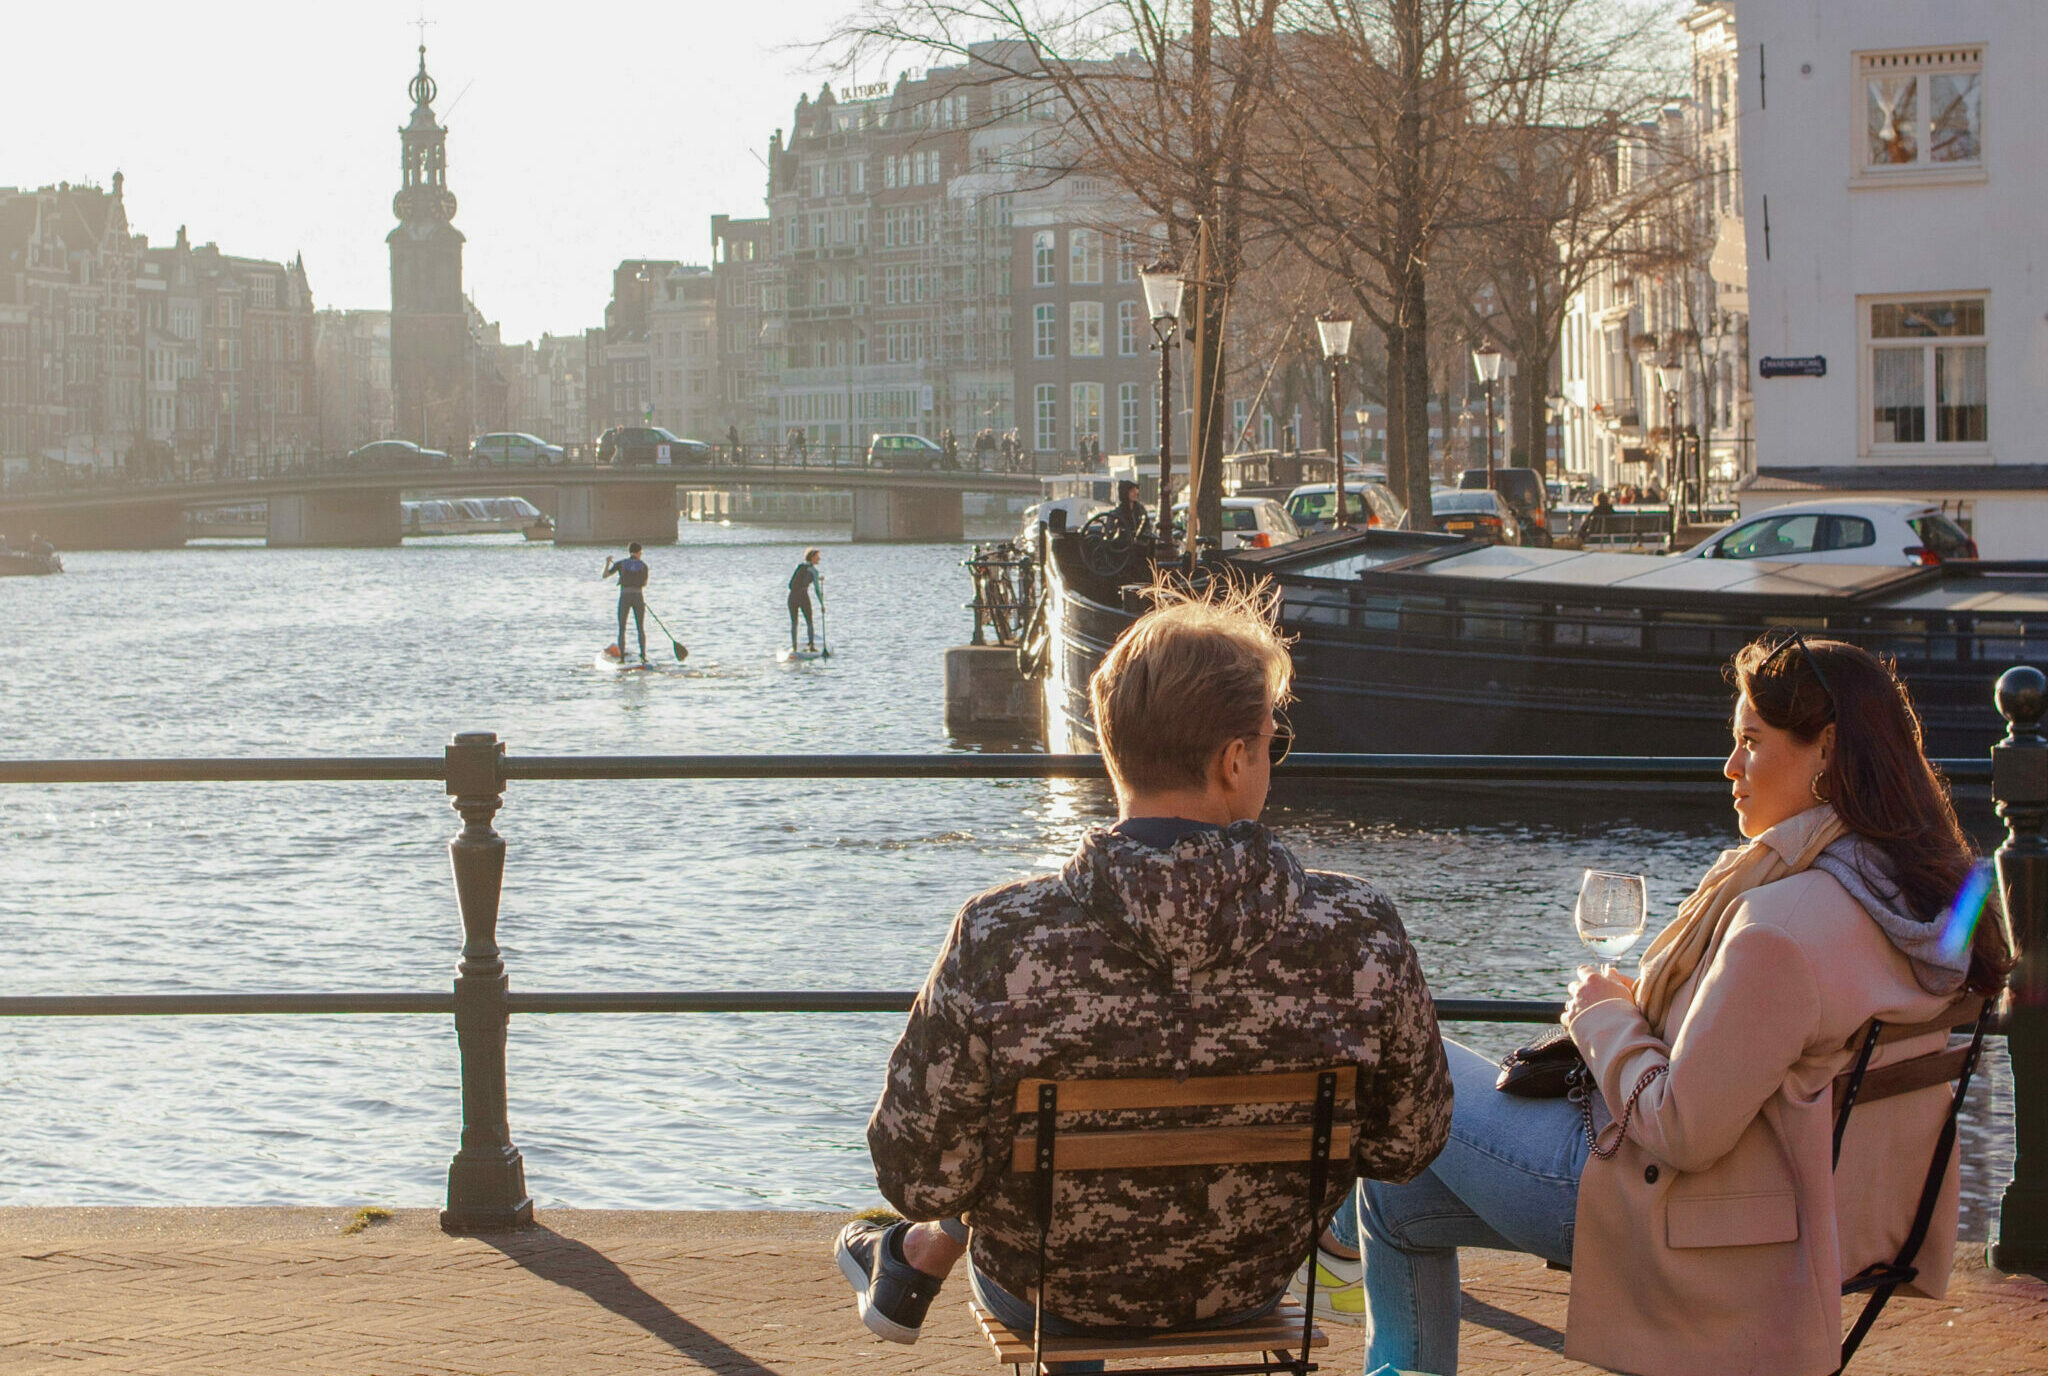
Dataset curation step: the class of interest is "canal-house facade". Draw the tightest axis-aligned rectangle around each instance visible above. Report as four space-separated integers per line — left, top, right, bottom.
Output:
1735 1 2047 557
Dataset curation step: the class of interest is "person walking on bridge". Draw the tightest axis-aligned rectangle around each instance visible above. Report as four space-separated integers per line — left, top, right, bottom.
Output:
603 542 651 663
788 547 823 654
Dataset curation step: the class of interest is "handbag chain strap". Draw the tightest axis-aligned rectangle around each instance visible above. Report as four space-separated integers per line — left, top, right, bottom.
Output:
1577 1062 1669 1161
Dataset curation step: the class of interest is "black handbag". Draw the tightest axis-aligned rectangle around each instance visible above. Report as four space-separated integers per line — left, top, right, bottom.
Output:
1495 1025 1587 1098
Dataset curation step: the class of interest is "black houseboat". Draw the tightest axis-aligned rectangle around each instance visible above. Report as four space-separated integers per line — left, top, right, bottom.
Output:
1036 525 2048 757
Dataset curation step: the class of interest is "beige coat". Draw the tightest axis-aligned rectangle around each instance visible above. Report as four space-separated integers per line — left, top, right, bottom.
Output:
1564 851 1961 1376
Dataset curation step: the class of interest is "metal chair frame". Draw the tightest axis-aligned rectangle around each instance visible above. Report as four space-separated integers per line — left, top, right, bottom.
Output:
1832 996 1995 1371
971 1066 1347 1376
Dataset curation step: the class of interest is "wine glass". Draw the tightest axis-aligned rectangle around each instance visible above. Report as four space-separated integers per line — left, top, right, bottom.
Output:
1575 870 1648 970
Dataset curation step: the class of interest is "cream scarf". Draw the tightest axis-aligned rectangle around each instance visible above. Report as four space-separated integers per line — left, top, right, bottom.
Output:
1634 805 1849 1035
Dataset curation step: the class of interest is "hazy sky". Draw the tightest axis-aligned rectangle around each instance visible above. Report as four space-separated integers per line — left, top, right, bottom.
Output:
5 1 908 342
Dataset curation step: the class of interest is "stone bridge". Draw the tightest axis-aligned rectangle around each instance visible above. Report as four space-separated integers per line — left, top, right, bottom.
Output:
0 463 1046 548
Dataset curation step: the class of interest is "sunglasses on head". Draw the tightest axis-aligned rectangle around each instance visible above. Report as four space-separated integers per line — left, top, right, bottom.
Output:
1250 708 1295 767
1767 628 1835 707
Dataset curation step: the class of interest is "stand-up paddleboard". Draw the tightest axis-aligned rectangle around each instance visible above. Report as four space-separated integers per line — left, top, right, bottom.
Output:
778 649 827 663
595 647 656 674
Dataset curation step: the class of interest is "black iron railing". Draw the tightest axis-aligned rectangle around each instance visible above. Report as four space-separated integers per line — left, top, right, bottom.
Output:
1 670 2044 1254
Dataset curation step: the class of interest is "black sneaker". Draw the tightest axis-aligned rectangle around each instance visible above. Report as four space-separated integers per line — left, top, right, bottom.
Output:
834 1218 943 1344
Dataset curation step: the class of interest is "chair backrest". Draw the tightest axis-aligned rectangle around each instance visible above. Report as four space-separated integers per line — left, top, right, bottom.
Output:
1003 1066 1359 1376
1834 993 1997 1370
1005 1068 1362 1174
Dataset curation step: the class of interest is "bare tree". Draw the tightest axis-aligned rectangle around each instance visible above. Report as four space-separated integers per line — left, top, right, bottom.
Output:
831 1 1283 543
1452 0 1685 485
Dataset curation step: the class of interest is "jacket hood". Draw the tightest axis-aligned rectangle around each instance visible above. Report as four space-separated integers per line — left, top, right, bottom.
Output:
1812 834 1971 996
1060 821 1303 975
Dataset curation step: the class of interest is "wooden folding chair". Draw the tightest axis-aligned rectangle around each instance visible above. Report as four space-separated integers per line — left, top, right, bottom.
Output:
1832 993 1996 1370
967 1067 1356 1376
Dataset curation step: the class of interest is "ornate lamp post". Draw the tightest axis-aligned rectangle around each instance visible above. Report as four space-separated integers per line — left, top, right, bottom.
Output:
1658 359 1685 516
1316 311 1355 526
1472 345 1504 490
1139 256 1187 542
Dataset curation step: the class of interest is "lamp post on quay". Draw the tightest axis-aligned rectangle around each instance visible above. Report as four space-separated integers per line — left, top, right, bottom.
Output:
1472 344 1504 491
1544 392 1567 485
1657 359 1685 517
1316 310 1355 525
1139 256 1187 542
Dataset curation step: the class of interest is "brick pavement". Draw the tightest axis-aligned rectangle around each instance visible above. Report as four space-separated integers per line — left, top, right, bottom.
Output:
0 1209 2040 1375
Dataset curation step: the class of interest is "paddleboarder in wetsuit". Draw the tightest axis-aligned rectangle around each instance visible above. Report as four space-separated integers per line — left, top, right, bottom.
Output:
788 547 822 653
603 542 650 661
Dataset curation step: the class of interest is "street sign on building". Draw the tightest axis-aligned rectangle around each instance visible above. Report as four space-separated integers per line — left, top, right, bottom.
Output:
1758 355 1827 379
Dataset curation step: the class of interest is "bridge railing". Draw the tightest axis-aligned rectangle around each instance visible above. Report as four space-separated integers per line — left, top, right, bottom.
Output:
2 672 2042 1249
0 445 1102 500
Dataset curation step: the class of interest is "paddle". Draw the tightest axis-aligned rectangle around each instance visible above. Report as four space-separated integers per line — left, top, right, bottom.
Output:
819 594 831 659
646 606 689 664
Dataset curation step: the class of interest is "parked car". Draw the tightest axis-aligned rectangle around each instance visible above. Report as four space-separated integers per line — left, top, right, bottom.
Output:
1432 488 1524 545
468 432 565 466
1284 480 1407 533
595 426 710 467
867 433 949 470
1688 499 1978 566
1457 467 1552 544
345 440 450 471
1171 496 1301 550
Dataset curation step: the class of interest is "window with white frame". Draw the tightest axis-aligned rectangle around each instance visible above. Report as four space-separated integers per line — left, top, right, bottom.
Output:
1070 302 1102 357
1866 296 1987 448
1069 229 1103 285
1117 237 1140 283
1034 304 1057 359
1033 232 1056 287
1071 383 1103 446
1034 383 1058 451
1117 300 1142 356
1861 49 1982 172
1118 382 1142 451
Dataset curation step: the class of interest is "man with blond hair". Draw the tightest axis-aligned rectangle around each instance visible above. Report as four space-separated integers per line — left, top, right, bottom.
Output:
835 582 1452 1346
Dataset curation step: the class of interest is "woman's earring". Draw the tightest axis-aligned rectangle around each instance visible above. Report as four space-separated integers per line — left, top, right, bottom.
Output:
1811 770 1830 804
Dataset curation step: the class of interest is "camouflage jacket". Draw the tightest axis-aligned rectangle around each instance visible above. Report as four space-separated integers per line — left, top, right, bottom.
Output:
867 821 1452 1329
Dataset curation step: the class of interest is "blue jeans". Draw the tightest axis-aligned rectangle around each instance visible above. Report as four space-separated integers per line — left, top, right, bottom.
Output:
1328 1038 1590 1376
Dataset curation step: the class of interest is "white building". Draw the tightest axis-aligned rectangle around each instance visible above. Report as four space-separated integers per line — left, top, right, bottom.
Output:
1558 3 1750 501
1736 2 2045 556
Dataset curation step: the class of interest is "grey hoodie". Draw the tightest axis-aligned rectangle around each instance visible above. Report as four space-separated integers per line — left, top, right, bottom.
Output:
1812 836 1971 995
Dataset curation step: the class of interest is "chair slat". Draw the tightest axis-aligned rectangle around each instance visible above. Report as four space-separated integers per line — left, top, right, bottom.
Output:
1009 1123 1358 1173
970 1296 1328 1364
1871 996 1985 1046
1833 1046 1972 1113
1011 1068 1358 1114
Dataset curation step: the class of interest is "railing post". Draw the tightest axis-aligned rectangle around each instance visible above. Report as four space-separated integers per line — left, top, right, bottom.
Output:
439 730 534 1233
1992 666 2048 1273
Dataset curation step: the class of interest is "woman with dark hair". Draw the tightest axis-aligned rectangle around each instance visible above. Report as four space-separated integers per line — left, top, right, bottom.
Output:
1318 634 2012 1376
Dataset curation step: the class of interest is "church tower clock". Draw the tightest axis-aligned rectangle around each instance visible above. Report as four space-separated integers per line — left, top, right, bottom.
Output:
388 46 472 455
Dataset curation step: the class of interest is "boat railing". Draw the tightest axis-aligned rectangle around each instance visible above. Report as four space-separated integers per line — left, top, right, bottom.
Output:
1 675 2043 1258
1275 578 2040 666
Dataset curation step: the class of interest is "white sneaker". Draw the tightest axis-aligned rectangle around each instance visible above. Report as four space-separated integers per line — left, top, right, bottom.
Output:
1288 1245 1365 1326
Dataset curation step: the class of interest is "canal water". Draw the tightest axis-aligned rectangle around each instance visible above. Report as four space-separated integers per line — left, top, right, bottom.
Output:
0 526 2012 1236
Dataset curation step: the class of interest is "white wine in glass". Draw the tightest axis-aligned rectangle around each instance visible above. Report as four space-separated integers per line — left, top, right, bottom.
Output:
1575 870 1648 963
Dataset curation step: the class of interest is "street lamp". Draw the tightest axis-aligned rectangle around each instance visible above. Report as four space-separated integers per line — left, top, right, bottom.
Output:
1657 359 1685 517
1139 255 1186 541
1316 310 1355 527
1544 391 1567 485
1472 344 1504 490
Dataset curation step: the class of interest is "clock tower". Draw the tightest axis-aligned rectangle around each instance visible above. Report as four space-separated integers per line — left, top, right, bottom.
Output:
388 45 471 454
